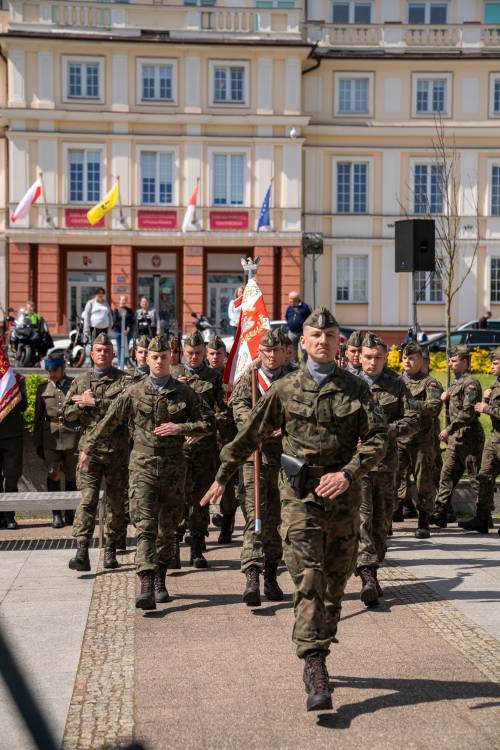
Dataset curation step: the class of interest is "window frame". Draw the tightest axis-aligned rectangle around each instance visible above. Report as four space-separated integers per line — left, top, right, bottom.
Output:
137 146 179 207
64 144 105 205
408 2 449 25
331 1 373 24
489 73 500 118
63 56 104 104
491 163 500 217
334 72 373 117
136 58 178 106
209 147 250 207
490 256 500 303
413 270 444 304
411 160 445 215
208 60 250 107
412 72 452 117
332 156 373 215
335 254 369 304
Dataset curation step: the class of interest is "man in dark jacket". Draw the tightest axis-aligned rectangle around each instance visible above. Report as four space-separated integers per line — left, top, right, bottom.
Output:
285 292 311 344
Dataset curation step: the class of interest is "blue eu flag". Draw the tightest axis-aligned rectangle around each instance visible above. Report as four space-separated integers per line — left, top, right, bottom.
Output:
256 184 272 232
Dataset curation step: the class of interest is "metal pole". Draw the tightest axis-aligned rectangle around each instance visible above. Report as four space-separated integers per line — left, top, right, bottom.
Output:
412 271 418 341
312 253 317 308
251 367 262 535
119 308 126 370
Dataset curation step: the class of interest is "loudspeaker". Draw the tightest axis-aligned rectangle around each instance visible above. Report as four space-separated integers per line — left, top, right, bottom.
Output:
395 219 435 272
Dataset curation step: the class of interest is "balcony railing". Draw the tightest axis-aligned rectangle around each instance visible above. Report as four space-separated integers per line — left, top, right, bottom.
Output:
8 1 301 39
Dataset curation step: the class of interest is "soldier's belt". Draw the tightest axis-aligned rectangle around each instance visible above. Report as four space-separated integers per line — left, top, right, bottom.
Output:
132 442 180 457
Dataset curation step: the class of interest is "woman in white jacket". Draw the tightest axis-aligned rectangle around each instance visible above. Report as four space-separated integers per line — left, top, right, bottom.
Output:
227 286 244 335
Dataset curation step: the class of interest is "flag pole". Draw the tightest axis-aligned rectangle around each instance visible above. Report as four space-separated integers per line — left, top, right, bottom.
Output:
245 258 262 535
115 175 125 225
38 171 51 225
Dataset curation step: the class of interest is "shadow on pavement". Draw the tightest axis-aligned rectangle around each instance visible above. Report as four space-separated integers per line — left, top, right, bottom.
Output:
141 592 293 618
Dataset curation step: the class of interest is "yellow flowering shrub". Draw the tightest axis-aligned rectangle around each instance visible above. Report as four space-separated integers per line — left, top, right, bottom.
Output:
387 346 402 373
386 346 493 375
470 348 493 375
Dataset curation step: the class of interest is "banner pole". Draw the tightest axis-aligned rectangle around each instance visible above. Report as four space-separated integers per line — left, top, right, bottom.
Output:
251 366 262 535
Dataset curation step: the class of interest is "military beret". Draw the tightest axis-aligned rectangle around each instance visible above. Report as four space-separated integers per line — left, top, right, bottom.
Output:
184 331 206 348
260 329 286 348
93 332 113 346
347 330 367 348
44 349 66 370
207 335 226 351
148 335 170 352
449 345 469 359
490 347 500 361
402 343 423 357
361 333 387 351
303 306 339 330
135 335 151 350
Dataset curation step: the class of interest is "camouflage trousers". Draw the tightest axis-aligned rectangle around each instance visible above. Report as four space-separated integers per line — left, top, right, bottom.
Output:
434 432 484 513
357 470 395 568
73 453 128 542
241 460 282 573
397 442 436 514
475 435 500 513
131 451 186 574
281 480 361 659
182 447 217 538
220 476 239 517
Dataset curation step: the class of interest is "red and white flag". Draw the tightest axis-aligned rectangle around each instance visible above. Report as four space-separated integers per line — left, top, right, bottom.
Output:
11 178 42 223
182 183 199 232
0 337 22 423
223 277 271 396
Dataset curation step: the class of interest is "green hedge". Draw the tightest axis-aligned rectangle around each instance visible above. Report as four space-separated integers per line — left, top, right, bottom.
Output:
22 374 46 433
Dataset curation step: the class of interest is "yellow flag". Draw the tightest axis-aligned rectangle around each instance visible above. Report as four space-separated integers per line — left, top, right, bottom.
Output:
86 181 119 226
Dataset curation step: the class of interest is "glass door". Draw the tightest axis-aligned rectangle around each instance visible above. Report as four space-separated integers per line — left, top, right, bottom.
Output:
137 274 177 333
207 273 244 334
67 272 107 329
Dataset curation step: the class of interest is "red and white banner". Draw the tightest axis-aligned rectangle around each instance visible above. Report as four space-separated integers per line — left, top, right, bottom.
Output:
223 277 270 395
11 178 42 223
0 339 22 423
182 183 199 232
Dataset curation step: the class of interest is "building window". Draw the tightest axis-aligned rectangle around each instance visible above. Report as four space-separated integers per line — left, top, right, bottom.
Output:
338 77 369 114
415 77 447 114
336 255 368 302
140 152 174 205
337 162 368 213
408 3 448 24
141 63 174 102
213 154 245 205
491 258 500 302
68 150 101 203
414 164 443 214
66 60 101 100
413 271 443 303
332 1 372 23
490 76 500 116
485 2 500 24
492 166 500 216
213 65 246 104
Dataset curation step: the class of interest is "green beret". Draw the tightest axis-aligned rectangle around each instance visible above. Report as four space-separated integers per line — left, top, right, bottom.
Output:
403 343 423 357
347 330 367 348
303 306 339 330
135 335 151 350
207 335 226 351
184 331 206 348
362 333 387 351
490 347 500 361
260 329 286 348
148 335 170 352
449 345 469 359
93 332 112 346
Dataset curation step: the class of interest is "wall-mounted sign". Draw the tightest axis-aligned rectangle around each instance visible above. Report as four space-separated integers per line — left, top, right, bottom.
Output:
209 211 249 231
137 210 177 230
152 255 161 268
65 208 104 228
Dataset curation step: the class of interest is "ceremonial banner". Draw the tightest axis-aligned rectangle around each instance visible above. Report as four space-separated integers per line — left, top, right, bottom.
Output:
87 181 119 226
0 338 21 423
11 178 42 223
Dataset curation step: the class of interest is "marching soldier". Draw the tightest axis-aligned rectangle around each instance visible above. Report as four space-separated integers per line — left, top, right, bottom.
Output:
206 335 227 374
229 329 288 606
171 330 228 567
396 343 443 538
356 334 419 607
344 330 365 376
201 308 387 712
34 350 79 528
430 346 484 528
129 335 150 381
80 336 214 609
459 348 500 534
63 332 131 572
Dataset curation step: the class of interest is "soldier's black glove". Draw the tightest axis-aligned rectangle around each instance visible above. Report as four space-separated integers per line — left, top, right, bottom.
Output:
36 446 45 460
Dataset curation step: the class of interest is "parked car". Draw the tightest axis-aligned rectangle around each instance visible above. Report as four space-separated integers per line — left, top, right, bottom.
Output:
423 328 500 353
457 319 500 331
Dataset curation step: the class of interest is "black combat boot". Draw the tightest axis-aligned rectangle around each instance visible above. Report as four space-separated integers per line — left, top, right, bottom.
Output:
6 513 18 530
243 565 261 607
373 567 384 598
52 511 64 529
217 515 233 545
135 571 156 610
154 564 171 603
64 510 75 526
415 511 431 539
264 562 284 601
403 499 418 519
392 504 404 522
190 535 208 568
303 651 333 711
103 541 120 569
69 540 91 571
447 506 457 523
358 566 379 607
458 508 490 534
115 531 127 551
430 507 448 528
170 534 182 570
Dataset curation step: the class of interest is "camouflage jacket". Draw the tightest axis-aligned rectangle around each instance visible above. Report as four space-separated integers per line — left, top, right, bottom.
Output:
63 367 132 455
483 377 500 440
217 365 387 486
364 370 419 472
445 372 483 442
399 372 442 446
84 375 214 458
34 376 79 452
127 366 149 383
171 363 229 447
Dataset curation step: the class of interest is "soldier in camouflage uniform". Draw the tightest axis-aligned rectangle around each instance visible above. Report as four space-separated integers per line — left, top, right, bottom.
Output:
230 329 288 606
421 348 444 505
34 350 79 528
81 336 214 609
128 335 150 381
171 330 229 567
63 333 131 572
356 334 419 607
458 347 500 534
201 308 387 712
206 335 227 374
396 343 443 538
430 346 484 528
344 330 365 376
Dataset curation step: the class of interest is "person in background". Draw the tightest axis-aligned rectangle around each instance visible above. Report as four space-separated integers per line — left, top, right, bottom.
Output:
285 291 312 346
83 288 113 342
135 296 158 339
158 293 175 336
478 311 492 329
0 339 27 530
227 286 244 335
113 295 134 366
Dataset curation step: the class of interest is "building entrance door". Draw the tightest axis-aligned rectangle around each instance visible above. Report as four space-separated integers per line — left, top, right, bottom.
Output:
137 274 177 333
67 272 107 328
207 273 244 334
